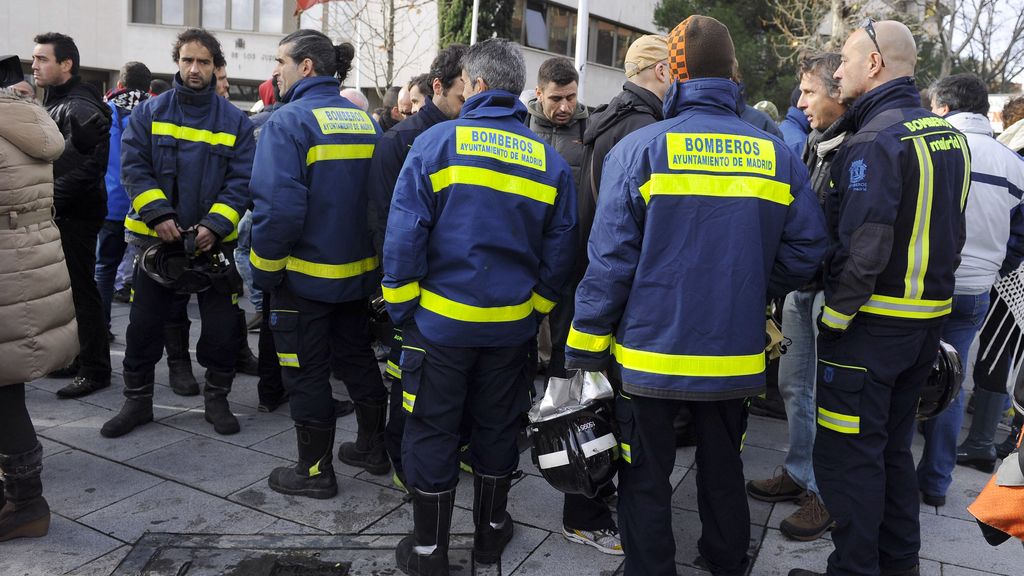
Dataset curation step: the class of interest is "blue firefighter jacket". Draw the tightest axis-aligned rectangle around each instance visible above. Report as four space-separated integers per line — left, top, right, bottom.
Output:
819 78 968 332
121 74 254 245
565 78 827 401
249 76 381 303
381 90 577 347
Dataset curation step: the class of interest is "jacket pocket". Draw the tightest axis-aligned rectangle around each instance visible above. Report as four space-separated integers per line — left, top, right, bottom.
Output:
154 137 178 177
269 309 301 368
816 359 865 436
399 346 425 414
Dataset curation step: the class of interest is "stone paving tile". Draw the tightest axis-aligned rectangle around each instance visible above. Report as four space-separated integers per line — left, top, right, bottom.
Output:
919 512 1018 575
24 389 113 431
509 531 623 575
78 480 279 542
0 514 122 576
39 435 72 459
739 443 791 481
361 499 476 534
229 474 406 534
749 527 834 575
247 425 368 478
65 545 131 576
40 415 194 462
259 518 330 535
126 435 291 497
942 564 1017 576
72 373 203 421
497 523 552 575
506 474 570 533
41 449 164 520
932 464 995 522
745 415 792 453
160 401 294 448
671 507 763 569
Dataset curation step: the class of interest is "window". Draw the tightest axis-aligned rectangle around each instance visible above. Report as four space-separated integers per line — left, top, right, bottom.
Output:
506 0 647 67
162 0 185 25
523 2 548 51
589 17 645 68
202 0 227 28
259 0 283 33
231 0 254 30
132 0 157 23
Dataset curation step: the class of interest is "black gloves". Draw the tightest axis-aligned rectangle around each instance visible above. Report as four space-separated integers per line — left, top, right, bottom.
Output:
69 111 110 153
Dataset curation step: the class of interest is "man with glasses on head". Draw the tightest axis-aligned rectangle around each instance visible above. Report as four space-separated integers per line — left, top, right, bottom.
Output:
788 20 969 576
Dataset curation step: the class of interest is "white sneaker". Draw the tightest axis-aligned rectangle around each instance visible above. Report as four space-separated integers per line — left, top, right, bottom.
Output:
562 526 624 555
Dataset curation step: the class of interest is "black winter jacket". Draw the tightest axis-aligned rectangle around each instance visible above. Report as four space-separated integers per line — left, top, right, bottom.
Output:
44 76 111 221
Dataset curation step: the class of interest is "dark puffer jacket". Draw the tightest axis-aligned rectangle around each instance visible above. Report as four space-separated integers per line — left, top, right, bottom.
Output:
43 76 111 221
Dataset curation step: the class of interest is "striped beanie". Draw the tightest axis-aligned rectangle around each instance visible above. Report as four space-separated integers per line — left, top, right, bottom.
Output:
666 15 736 82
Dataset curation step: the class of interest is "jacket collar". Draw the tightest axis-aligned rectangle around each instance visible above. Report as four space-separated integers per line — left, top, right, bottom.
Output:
172 72 217 107
843 76 920 132
945 111 993 137
43 74 80 106
999 117 1024 153
662 78 742 120
786 106 810 131
460 90 528 123
623 81 665 120
416 96 448 126
283 76 341 103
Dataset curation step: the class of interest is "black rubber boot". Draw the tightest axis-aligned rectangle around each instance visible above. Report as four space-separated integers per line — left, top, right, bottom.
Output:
100 370 155 438
203 370 240 435
235 309 259 376
396 488 455 576
957 388 1004 472
164 321 199 396
473 473 514 564
0 443 50 542
338 399 390 475
997 412 1023 459
268 421 338 499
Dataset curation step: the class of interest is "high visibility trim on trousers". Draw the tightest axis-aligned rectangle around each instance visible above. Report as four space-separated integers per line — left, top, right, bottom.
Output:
209 203 241 227
638 173 794 206
250 250 379 280
817 406 860 434
402 390 415 412
277 352 300 367
152 121 237 147
428 165 557 205
612 341 765 377
821 305 855 330
382 281 420 304
905 137 934 300
860 294 952 319
567 325 612 353
386 360 402 379
819 359 867 372
132 188 168 213
305 143 376 165
419 288 549 323
620 442 632 464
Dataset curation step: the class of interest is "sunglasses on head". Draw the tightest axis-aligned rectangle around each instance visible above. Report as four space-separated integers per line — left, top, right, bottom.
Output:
863 18 886 68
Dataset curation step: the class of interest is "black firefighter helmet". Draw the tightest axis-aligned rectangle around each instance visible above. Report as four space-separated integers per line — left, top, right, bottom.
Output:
528 402 619 498
140 230 241 295
918 340 963 420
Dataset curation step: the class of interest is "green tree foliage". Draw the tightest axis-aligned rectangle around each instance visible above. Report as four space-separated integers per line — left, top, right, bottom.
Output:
653 0 797 113
438 0 517 47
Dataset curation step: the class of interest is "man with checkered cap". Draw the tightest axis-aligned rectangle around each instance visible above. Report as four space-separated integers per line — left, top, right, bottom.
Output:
564 15 827 576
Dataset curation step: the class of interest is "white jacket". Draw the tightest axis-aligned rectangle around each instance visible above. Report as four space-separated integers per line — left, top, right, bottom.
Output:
949 112 1024 294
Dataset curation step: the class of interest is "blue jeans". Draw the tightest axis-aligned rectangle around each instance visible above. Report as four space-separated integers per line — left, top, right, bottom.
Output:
115 243 139 291
917 291 990 498
778 289 824 495
234 210 261 308
94 220 127 328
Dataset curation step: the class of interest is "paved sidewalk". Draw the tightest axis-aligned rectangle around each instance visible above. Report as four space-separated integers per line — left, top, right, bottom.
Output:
2 299 1022 575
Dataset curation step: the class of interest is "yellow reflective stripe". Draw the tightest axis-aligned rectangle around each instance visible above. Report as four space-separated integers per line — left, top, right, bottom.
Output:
620 442 632 463
152 121 237 147
209 203 241 227
567 325 612 353
382 281 421 304
386 360 402 379
905 137 934 299
132 188 168 213
429 165 557 205
959 135 971 210
306 143 376 165
821 305 854 330
817 406 860 434
250 249 287 272
277 352 300 367
420 288 534 323
638 173 793 206
859 294 952 319
612 342 765 377
819 359 867 372
402 390 416 412
231 293 239 305
309 459 322 476
530 291 556 314
286 255 379 279
224 229 238 242
124 216 158 237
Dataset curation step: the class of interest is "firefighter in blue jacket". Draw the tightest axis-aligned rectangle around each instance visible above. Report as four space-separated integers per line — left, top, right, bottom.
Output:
565 17 827 576
102 29 254 439
249 30 388 499
789 22 969 576
383 39 577 575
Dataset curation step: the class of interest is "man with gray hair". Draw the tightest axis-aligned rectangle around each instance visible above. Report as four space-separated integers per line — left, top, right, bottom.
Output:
340 87 368 111
383 38 577 575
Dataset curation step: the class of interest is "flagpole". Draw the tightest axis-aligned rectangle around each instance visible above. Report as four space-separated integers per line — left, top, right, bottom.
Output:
470 0 480 45
355 0 363 90
574 0 588 97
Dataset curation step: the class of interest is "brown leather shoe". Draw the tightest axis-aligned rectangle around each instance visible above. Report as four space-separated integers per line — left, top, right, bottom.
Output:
746 466 804 502
780 492 835 541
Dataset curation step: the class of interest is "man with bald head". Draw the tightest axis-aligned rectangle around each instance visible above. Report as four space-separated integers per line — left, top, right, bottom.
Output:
340 87 368 111
789 20 969 576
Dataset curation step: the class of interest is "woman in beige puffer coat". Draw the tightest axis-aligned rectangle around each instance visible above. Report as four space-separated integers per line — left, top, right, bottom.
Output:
0 83 78 542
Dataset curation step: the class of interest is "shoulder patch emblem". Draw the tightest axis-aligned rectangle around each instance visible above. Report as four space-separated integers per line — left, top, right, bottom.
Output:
849 159 867 185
